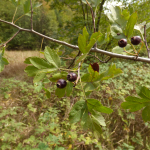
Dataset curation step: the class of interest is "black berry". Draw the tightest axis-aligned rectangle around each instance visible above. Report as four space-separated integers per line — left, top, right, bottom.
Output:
57 79 67 88
131 36 141 45
67 73 77 82
118 39 127 48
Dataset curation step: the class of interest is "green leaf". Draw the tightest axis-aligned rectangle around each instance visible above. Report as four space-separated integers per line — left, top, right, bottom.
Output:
55 87 66 98
122 9 130 20
97 34 105 45
112 44 132 55
83 26 89 42
69 100 86 123
78 34 86 54
109 6 127 28
142 106 150 122
84 82 99 92
134 21 146 35
24 0 42 14
91 110 106 127
0 49 9 72
43 88 51 98
121 96 147 112
90 32 101 41
38 143 49 150
24 66 39 77
24 0 30 14
75 53 87 65
87 99 113 114
81 73 91 82
146 22 150 33
125 12 137 38
121 102 144 112
34 82 43 93
30 57 55 69
44 46 61 68
50 72 68 82
33 72 46 83
66 82 74 96
94 64 122 81
86 38 96 52
24 57 32 64
111 24 126 39
138 86 150 100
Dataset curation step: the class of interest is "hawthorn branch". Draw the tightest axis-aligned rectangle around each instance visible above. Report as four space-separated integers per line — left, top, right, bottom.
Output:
0 30 20 47
96 0 106 32
67 50 81 69
144 25 150 58
30 0 33 30
80 0 86 26
0 18 150 63
74 62 81 87
86 0 95 33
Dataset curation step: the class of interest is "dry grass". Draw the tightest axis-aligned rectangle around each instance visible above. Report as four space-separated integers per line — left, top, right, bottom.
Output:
0 50 42 80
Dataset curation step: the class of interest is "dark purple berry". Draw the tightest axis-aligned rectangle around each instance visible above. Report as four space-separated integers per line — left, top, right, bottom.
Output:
118 39 127 48
57 79 67 88
131 36 141 45
67 73 77 82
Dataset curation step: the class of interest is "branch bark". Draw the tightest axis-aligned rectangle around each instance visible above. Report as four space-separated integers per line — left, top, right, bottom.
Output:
144 25 150 58
30 0 33 30
0 19 150 63
96 0 106 32
0 30 20 47
80 0 86 26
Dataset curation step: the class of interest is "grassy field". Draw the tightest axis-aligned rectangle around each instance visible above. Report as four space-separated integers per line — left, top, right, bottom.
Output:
1 51 150 150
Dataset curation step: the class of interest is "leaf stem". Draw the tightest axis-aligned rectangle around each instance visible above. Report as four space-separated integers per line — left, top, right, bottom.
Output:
12 7 18 23
123 48 137 56
14 14 25 24
59 68 78 72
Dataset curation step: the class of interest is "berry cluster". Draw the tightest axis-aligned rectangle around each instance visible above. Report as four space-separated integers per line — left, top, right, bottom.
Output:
118 36 141 48
56 73 77 89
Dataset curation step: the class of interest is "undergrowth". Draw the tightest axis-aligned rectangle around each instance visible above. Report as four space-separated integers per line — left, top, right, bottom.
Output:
1 59 150 150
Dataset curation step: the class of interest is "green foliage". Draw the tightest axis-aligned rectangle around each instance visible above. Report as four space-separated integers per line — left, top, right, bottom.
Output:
2 0 150 149
0 48 9 72
121 86 150 121
124 12 137 38
78 27 101 54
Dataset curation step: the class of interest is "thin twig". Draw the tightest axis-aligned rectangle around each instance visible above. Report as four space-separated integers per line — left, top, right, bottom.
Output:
12 7 18 23
39 37 44 57
14 14 25 24
0 30 20 47
60 57 74 60
67 50 81 69
144 24 150 58
30 0 33 30
74 62 81 87
80 0 86 26
88 54 112 63
1 19 150 63
86 0 95 33
96 0 106 32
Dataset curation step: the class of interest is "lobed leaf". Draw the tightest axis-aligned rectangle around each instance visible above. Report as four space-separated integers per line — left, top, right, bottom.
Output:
44 46 61 68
